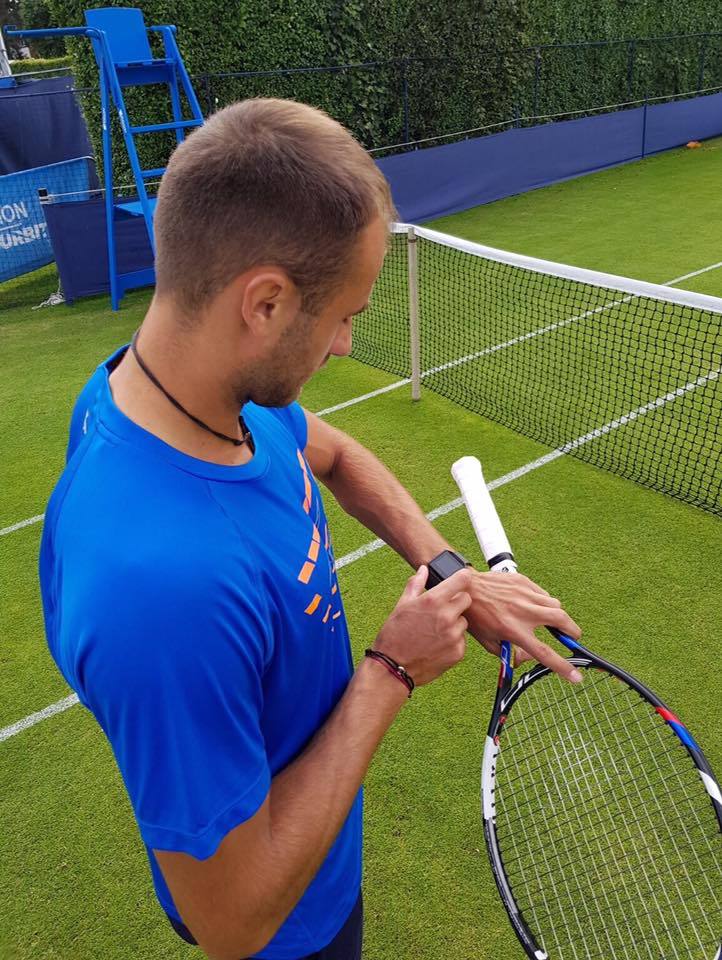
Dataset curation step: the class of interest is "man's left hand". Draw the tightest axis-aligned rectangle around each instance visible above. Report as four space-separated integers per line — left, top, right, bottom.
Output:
464 570 583 683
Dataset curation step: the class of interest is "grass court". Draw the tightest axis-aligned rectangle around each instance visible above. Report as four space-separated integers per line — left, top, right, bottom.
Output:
1 138 721 959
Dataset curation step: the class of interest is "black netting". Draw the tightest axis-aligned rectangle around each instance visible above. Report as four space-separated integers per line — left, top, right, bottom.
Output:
355 229 722 515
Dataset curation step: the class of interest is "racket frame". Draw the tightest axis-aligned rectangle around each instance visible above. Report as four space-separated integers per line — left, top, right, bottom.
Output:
483 636 722 959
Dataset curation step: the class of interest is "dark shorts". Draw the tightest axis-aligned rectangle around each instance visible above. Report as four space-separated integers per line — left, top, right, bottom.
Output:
167 891 363 960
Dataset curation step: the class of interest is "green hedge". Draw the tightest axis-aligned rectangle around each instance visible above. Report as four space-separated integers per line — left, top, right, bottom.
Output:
523 2 722 115
43 0 722 187
526 0 720 43
46 0 530 184
8 55 72 73
519 35 722 119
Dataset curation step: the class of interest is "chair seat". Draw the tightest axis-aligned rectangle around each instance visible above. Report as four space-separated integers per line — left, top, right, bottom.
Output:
117 197 157 217
116 58 173 68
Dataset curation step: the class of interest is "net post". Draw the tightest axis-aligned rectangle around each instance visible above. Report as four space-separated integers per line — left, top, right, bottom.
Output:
407 225 421 401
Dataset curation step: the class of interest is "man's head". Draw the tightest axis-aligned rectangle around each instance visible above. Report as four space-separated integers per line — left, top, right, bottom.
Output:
153 99 394 405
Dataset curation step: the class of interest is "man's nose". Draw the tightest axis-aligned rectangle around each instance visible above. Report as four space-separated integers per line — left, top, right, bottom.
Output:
330 322 353 357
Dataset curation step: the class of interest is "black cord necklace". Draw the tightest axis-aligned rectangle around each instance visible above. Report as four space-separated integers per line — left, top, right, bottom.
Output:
130 331 253 449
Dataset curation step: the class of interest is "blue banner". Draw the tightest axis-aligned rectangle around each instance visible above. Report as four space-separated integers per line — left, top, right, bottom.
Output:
377 91 722 224
645 91 722 155
0 157 91 283
0 77 96 176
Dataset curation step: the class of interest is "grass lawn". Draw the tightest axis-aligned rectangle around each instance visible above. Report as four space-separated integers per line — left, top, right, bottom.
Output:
1 139 720 960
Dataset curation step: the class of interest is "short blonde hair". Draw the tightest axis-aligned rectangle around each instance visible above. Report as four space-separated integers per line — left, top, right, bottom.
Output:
153 98 395 314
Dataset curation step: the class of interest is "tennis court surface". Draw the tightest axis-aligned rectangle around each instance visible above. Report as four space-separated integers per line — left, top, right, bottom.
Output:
1 139 720 960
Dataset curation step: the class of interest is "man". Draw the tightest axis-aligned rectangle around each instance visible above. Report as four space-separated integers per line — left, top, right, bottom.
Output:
39 99 581 960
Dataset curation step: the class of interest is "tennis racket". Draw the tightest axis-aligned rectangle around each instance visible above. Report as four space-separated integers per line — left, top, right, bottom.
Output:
451 455 722 960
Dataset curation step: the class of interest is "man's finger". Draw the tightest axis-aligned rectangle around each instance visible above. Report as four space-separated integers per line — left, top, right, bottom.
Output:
446 590 472 619
511 573 550 598
427 567 473 600
513 647 533 666
543 605 582 641
516 631 583 684
537 594 562 608
402 565 428 600
469 633 502 658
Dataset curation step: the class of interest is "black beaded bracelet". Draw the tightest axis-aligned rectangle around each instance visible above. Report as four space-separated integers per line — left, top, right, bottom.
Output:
364 648 415 698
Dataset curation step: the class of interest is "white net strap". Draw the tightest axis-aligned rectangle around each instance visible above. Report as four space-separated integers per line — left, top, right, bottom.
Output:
390 222 722 315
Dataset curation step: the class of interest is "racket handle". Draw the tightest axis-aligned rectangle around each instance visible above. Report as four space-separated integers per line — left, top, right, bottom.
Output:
452 456 519 674
451 457 517 572
452 456 579 675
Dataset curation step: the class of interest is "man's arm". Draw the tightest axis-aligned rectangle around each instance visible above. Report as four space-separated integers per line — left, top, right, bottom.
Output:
304 411 450 567
157 656 407 960
303 410 583 679
155 568 471 960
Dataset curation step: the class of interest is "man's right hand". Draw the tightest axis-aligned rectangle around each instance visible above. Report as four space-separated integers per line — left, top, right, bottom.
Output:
372 565 473 687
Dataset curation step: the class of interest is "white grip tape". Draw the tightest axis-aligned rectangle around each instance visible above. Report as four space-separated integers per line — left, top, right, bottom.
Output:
451 456 514 565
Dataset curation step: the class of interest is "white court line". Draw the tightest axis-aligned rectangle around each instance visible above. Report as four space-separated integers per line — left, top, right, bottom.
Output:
2 257 721 540
0 695 79 743
315 377 412 417
2 360 718 745
0 514 45 536
337 364 721 569
670 261 722 284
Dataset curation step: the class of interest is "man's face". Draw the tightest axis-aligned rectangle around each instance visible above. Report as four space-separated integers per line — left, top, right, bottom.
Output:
248 216 389 407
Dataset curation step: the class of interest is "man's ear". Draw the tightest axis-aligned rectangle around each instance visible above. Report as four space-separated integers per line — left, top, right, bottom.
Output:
235 267 301 342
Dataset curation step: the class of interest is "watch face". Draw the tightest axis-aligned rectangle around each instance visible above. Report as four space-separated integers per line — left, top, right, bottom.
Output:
433 551 467 580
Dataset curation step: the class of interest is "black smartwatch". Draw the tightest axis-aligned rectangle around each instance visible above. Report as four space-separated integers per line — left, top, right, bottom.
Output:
425 549 472 589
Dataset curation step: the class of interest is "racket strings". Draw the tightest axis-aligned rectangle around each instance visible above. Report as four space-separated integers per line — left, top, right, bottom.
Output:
559 904 722 960
546 672 717 958
608 686 722 916
530 679 664 958
492 668 722 960
501 672 715 866
574 677 713 957
502 795 718 889
501 670 627 745
500 763 708 850
517 849 721 933
499 723 713 850
499 680 713 857
536 677 711 959
500 731 698 828
502 671 706 778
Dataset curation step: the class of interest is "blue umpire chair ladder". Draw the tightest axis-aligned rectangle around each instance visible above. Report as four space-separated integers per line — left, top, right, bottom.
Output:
5 8 204 309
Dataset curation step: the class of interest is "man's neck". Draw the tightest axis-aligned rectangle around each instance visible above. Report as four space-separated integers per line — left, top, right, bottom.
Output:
109 307 254 467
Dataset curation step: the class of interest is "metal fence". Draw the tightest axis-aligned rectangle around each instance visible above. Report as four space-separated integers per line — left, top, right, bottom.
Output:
522 33 722 120
192 32 722 152
6 32 722 159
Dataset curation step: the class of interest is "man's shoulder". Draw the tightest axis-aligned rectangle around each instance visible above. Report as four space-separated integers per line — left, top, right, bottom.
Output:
52 442 236 553
246 401 308 452
44 370 307 595
67 347 126 462
45 426 251 600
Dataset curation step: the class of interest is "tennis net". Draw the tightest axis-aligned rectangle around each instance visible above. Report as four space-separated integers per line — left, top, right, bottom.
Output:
351 224 722 515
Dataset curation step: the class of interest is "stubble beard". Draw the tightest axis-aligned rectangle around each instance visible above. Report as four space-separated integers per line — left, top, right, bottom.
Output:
234 308 317 409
